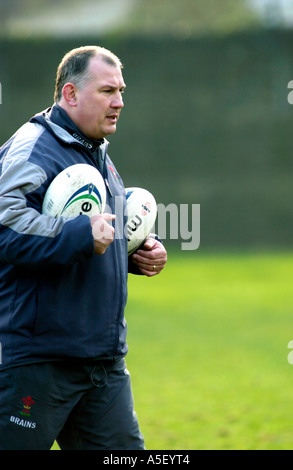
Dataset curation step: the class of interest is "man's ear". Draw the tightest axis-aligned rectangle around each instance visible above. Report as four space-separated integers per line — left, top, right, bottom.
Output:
62 83 78 106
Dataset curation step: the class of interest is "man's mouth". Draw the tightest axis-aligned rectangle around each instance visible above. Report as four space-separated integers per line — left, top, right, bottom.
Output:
106 114 118 123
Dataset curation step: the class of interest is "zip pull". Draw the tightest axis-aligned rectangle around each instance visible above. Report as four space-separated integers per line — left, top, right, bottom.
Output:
105 178 113 197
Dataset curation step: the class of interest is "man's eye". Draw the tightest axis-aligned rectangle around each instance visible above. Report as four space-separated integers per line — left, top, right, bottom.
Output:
102 88 125 95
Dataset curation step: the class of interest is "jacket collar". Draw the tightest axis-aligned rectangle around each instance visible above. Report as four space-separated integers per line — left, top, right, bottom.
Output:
30 104 108 154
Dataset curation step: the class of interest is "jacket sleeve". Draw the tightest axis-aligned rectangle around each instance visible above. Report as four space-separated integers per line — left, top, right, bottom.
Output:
0 152 94 270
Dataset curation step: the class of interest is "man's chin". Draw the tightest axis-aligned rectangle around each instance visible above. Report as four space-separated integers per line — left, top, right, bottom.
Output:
105 125 117 136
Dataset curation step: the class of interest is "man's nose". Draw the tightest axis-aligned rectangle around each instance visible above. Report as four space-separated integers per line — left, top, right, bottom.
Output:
112 93 124 109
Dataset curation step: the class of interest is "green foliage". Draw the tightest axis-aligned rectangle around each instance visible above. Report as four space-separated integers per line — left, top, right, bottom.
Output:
119 0 261 37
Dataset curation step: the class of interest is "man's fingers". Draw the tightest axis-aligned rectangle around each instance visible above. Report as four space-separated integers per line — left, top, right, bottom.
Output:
91 213 116 226
131 238 167 277
102 213 116 222
91 213 115 255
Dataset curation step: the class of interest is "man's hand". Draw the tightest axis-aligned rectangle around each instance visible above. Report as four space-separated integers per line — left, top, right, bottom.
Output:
91 213 115 255
131 237 167 277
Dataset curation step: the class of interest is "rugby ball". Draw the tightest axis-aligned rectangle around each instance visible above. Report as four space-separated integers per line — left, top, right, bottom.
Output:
125 187 157 255
42 163 106 218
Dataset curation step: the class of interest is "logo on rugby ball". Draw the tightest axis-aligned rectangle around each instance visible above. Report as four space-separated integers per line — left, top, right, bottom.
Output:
125 187 157 255
61 183 103 215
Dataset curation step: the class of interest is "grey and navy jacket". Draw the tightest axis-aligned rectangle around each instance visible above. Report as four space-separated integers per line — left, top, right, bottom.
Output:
0 104 133 370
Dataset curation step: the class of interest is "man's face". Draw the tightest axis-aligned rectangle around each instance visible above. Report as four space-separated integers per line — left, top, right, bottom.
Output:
72 56 126 140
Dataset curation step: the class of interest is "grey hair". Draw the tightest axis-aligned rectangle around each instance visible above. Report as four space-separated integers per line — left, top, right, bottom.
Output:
54 45 123 102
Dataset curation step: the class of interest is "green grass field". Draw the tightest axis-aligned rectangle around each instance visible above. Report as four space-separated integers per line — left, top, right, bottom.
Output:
52 250 293 450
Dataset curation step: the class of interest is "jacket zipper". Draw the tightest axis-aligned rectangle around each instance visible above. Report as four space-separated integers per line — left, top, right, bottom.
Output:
105 178 113 197
100 142 113 198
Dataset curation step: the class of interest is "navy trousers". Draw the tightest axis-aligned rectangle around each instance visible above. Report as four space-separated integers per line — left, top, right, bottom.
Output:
0 358 145 450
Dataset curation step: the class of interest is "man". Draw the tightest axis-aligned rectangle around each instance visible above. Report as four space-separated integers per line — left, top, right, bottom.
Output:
0 46 167 450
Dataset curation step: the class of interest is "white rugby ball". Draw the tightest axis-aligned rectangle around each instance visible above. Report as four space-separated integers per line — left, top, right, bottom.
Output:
42 163 106 218
125 187 157 255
